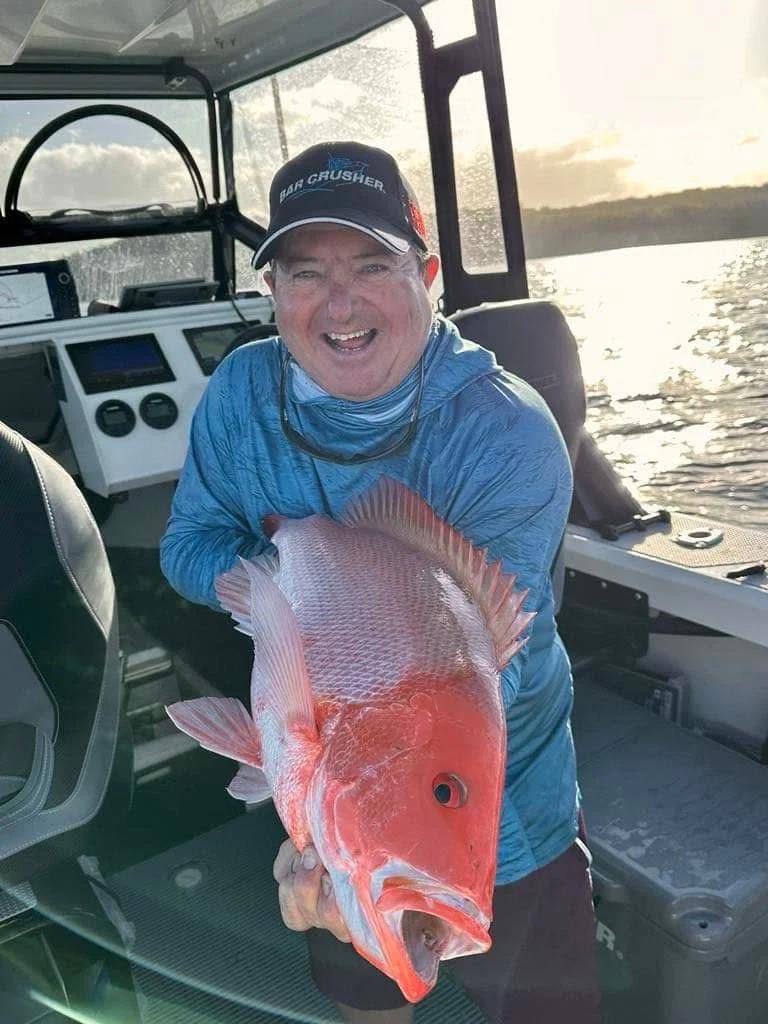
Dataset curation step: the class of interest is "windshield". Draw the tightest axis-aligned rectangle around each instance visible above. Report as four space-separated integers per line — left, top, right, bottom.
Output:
0 99 212 214
0 99 215 306
231 12 437 263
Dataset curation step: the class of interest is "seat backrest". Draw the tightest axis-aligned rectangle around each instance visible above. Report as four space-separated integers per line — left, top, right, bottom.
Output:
450 299 587 463
450 300 588 614
0 420 124 884
451 299 648 560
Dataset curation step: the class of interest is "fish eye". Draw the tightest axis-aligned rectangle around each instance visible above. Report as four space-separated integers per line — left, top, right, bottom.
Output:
432 773 467 808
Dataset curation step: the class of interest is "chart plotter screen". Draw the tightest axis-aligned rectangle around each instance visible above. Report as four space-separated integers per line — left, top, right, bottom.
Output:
0 260 80 326
0 271 55 326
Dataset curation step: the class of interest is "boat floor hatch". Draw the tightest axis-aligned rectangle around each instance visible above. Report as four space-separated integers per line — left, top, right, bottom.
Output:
104 806 486 1023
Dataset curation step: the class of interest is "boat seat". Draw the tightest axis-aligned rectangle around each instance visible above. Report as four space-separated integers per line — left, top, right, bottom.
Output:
0 420 129 891
451 298 647 537
450 300 587 612
451 299 587 462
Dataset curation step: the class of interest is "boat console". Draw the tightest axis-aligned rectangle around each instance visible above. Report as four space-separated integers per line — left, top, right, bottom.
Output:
0 262 274 496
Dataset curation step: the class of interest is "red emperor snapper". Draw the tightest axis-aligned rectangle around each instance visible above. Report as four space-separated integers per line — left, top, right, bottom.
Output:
166 477 532 1003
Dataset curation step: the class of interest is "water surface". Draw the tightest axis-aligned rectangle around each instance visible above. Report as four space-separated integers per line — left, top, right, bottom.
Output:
529 236 768 529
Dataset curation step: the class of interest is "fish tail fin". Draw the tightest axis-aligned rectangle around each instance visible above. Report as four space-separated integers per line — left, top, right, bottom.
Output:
166 697 263 767
215 552 280 635
227 763 272 805
339 477 534 667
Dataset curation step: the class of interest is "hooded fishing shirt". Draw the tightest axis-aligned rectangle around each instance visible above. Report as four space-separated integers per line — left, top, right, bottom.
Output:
160 316 578 884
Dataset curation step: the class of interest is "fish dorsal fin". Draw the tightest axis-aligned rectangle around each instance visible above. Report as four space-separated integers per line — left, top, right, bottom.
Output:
338 478 534 667
218 556 317 736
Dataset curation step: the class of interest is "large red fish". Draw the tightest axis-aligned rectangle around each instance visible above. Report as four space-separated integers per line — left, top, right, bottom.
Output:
166 478 532 1002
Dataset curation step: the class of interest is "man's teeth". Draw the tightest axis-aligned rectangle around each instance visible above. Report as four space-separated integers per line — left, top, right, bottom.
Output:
327 330 370 342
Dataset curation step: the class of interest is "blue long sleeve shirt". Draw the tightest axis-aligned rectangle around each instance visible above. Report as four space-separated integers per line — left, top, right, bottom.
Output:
160 316 578 884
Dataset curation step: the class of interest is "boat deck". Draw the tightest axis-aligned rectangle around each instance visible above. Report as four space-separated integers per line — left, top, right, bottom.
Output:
565 512 768 649
105 807 486 1023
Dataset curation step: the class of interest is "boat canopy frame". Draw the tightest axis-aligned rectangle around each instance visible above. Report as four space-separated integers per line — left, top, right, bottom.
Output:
0 0 529 314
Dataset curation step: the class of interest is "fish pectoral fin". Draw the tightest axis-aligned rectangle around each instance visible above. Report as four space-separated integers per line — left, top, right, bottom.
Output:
227 763 272 804
166 697 263 767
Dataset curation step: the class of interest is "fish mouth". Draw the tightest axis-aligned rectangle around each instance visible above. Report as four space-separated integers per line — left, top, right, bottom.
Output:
400 908 485 979
375 886 491 999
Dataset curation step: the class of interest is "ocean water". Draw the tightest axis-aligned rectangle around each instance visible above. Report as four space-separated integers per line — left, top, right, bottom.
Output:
527 236 768 530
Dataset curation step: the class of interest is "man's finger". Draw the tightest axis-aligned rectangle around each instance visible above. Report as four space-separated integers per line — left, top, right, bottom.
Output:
278 876 311 932
289 849 325 927
273 838 299 883
273 840 350 940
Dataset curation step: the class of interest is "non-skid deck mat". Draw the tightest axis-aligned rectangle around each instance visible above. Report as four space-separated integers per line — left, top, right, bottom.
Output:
614 512 768 569
107 805 486 1024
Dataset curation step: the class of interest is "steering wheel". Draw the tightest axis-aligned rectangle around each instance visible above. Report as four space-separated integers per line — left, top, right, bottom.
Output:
220 321 278 361
4 104 207 220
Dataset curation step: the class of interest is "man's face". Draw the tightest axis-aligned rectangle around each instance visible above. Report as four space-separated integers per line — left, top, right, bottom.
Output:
263 224 440 401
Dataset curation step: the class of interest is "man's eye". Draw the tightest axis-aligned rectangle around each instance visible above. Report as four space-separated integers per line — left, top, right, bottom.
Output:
293 269 320 280
361 263 388 274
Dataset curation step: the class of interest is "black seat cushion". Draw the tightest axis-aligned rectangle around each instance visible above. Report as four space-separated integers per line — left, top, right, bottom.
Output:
451 300 644 528
0 420 124 875
0 423 108 804
451 299 586 460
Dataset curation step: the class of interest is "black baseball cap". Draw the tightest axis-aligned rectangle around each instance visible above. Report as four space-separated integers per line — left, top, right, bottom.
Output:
251 141 429 268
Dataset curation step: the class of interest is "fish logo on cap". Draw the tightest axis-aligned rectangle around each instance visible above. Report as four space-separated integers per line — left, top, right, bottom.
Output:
328 155 368 175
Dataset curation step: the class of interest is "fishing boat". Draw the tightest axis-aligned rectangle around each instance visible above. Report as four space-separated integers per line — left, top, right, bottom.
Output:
1 2 766 1022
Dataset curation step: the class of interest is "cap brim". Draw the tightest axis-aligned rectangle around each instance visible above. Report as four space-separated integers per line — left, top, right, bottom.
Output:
251 214 413 269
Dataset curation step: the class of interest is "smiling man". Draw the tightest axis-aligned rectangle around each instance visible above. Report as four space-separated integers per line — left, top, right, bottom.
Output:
262 225 438 402
160 141 600 1024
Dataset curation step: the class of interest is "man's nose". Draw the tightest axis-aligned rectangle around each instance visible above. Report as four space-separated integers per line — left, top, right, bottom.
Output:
326 278 354 322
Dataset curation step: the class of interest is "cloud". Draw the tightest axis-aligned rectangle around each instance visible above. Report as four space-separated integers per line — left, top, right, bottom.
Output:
439 134 635 211
0 138 204 214
0 136 27 188
514 137 636 209
235 75 367 144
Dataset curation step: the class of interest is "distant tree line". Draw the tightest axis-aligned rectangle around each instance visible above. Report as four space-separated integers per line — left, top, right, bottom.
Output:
61 183 768 302
457 184 768 264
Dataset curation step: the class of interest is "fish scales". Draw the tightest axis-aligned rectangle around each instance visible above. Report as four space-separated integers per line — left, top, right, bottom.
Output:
274 515 498 705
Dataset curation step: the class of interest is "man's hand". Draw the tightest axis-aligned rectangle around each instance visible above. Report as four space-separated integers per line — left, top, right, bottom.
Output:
273 838 352 943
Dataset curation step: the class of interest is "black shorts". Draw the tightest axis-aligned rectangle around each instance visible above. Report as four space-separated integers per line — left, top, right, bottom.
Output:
307 825 601 1024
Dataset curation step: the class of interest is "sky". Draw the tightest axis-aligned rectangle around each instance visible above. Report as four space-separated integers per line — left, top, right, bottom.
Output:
0 0 766 217
492 0 768 203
